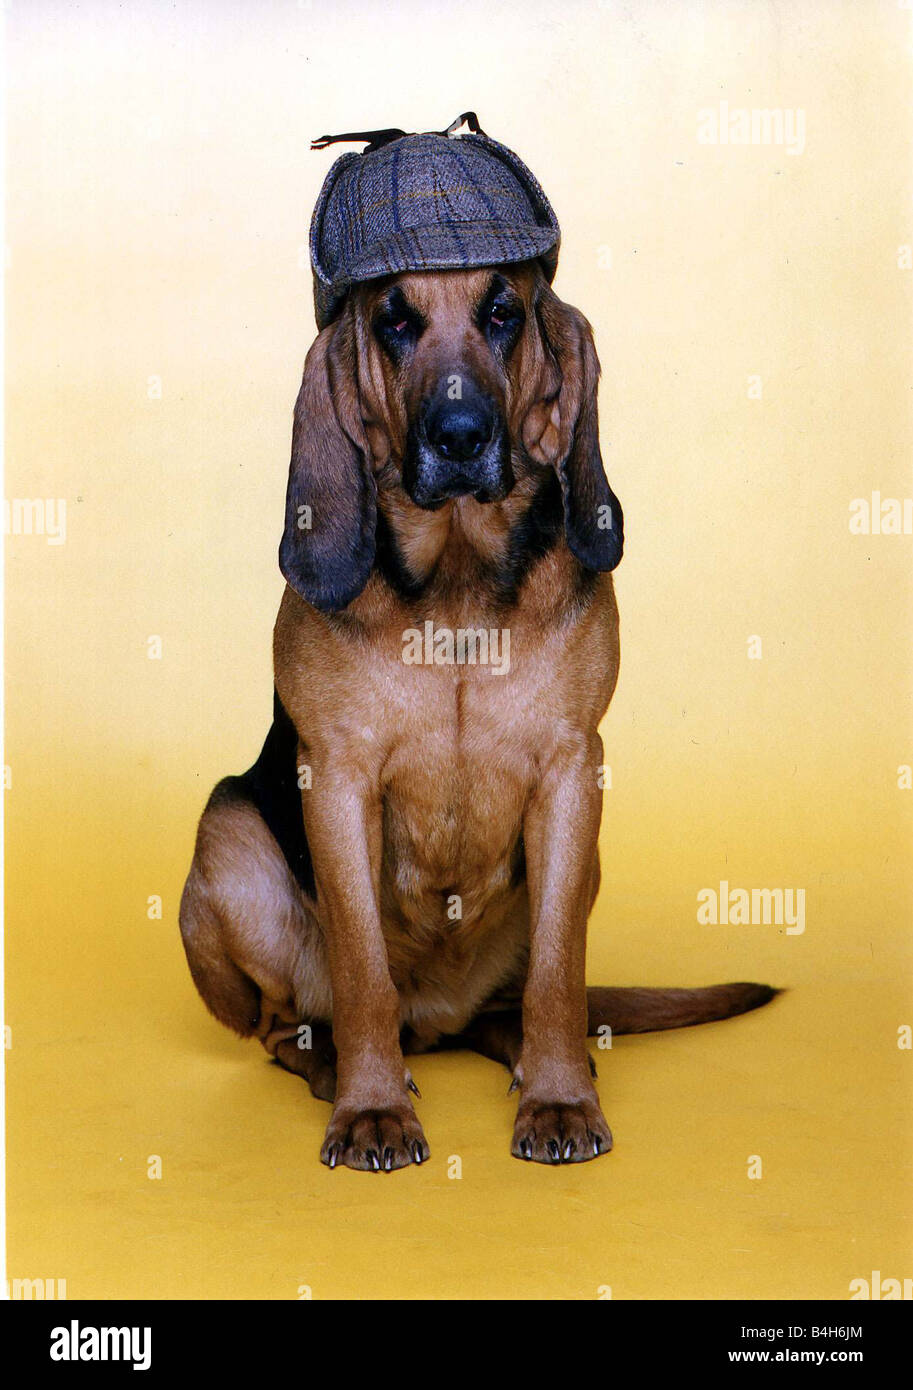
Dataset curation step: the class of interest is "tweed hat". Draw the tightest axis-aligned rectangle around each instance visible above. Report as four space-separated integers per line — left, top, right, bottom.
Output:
309 114 561 329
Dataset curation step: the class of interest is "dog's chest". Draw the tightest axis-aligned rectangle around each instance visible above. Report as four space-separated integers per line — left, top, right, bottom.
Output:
371 590 613 922
382 658 533 889
372 659 534 1025
371 605 576 982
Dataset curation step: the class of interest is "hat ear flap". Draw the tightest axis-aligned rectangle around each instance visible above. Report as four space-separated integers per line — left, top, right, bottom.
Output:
279 308 377 612
522 286 623 572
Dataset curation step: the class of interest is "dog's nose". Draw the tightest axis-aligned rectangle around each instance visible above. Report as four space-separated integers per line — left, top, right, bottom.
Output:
426 401 493 463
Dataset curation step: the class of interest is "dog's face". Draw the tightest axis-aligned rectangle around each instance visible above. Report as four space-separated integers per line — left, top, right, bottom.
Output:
280 260 623 612
359 267 533 509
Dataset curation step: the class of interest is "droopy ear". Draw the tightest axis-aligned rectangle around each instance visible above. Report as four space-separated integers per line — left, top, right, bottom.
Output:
279 305 377 612
521 285 623 572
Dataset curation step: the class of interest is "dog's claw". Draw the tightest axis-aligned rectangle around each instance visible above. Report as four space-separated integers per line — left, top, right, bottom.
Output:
508 1074 520 1095
407 1077 421 1098
321 1106 429 1172
513 1099 612 1164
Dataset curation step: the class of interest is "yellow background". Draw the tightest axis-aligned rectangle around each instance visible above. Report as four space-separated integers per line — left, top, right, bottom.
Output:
5 0 912 1299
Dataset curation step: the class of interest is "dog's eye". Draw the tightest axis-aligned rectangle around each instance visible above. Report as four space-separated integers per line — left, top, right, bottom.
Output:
377 314 415 338
486 300 523 337
374 304 423 356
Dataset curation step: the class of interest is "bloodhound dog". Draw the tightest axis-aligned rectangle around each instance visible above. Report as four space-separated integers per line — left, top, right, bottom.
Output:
179 261 775 1171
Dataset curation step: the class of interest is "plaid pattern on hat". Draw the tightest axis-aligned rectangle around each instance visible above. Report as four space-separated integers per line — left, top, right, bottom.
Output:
310 130 561 328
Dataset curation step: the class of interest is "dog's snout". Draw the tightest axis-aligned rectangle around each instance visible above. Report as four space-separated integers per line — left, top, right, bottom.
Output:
404 374 512 509
427 400 493 463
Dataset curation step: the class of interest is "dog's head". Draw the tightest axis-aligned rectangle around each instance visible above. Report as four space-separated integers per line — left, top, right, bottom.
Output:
280 261 623 612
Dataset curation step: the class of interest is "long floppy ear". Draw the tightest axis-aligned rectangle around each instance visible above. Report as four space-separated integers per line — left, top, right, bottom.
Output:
279 305 377 612
521 285 623 572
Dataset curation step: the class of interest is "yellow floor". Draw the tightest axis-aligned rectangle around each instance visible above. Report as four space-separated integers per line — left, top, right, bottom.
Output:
6 776 911 1300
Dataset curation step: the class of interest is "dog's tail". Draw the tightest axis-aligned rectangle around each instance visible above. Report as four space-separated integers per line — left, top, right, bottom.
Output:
587 982 780 1035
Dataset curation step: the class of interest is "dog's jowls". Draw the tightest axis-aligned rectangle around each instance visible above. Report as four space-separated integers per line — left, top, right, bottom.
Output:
179 261 777 1171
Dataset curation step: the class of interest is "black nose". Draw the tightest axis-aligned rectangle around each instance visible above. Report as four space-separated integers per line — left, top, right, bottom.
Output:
426 401 493 463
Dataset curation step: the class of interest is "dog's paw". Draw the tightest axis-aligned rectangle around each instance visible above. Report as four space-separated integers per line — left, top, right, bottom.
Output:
320 1102 429 1172
511 1097 612 1165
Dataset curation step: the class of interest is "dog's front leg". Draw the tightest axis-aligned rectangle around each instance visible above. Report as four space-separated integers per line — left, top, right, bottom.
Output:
304 773 428 1172
513 733 613 1164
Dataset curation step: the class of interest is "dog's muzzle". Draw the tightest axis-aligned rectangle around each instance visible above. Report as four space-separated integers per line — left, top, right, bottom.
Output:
404 381 514 509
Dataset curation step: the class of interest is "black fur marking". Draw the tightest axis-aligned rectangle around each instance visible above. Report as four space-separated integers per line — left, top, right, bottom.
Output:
210 690 316 897
374 504 428 600
494 471 564 602
374 472 569 607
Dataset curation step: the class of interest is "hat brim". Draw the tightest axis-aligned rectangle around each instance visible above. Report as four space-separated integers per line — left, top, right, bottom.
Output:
314 220 559 327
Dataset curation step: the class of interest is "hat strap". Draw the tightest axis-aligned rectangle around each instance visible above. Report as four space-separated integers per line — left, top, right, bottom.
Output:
311 112 486 154
441 111 486 137
310 127 409 153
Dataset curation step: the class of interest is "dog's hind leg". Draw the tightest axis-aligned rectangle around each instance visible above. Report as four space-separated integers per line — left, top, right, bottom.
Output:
179 776 336 1102
445 1010 524 1074
443 1009 600 1081
260 1014 338 1102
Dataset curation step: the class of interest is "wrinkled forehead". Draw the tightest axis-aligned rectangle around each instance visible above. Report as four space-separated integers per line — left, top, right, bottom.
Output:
356 262 539 320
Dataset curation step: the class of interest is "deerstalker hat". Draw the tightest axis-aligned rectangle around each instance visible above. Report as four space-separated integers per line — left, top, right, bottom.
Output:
309 112 561 329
